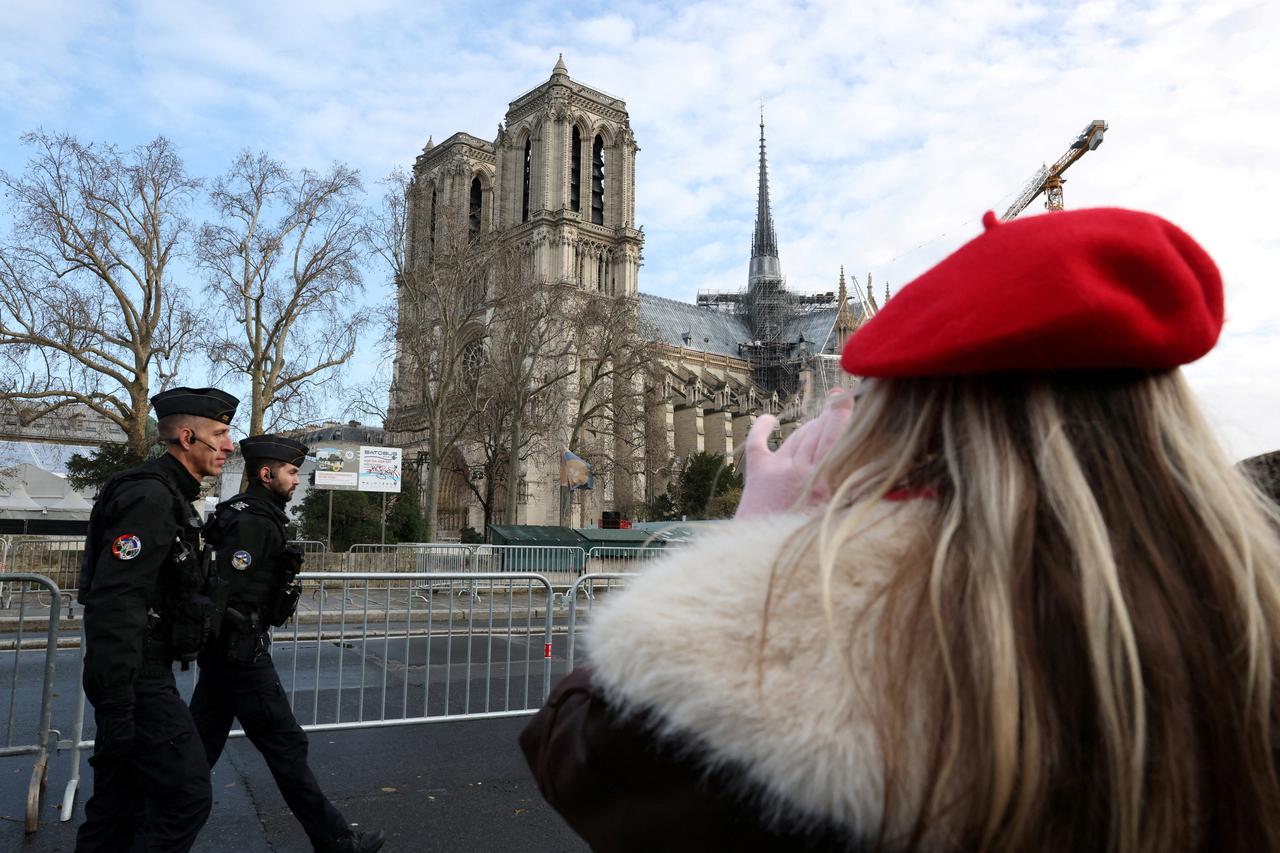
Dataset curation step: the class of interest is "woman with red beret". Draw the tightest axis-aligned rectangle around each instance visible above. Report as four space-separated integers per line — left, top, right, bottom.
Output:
520 208 1280 852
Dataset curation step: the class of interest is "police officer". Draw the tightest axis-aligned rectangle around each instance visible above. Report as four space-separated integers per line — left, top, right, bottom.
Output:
190 435 384 853
75 387 238 853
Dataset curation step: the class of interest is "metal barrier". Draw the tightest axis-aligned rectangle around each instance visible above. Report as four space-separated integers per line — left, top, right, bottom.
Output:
277 571 558 729
59 570 560 823
0 574 63 833
582 545 668 576
0 536 10 607
340 544 475 604
60 626 87 824
346 543 470 574
563 573 637 671
3 538 82 613
345 543 596 598
288 539 332 572
469 544 586 587
320 542 676 591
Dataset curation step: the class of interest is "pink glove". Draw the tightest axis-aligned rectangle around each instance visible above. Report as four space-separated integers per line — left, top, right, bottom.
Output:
735 390 855 519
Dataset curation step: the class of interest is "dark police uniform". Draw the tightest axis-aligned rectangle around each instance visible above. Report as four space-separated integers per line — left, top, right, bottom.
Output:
75 387 237 853
190 435 383 853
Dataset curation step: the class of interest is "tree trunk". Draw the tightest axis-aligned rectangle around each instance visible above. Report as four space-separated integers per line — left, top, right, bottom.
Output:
504 416 521 524
127 385 151 462
483 475 496 537
558 484 571 528
239 386 269 493
249 385 267 437
422 460 442 542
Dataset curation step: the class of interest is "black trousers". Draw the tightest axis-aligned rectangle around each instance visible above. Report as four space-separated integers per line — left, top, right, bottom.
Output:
189 649 348 849
75 672 213 853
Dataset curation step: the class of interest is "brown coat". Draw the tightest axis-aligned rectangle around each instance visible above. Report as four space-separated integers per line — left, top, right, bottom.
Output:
520 507 932 851
520 666 860 852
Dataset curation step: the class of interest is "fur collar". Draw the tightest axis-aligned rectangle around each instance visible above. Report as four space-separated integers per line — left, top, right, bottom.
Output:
586 504 932 836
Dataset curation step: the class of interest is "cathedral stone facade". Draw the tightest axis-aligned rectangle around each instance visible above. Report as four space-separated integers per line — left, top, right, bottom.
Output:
389 58 866 532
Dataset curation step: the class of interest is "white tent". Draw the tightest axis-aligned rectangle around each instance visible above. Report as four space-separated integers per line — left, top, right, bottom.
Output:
0 463 95 521
0 481 45 515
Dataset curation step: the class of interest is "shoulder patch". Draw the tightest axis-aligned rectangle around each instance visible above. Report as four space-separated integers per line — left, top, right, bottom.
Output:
231 550 253 571
230 501 249 511
111 534 142 561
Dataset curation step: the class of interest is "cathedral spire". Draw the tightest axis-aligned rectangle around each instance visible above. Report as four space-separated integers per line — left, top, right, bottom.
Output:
752 106 779 260
748 106 782 287
835 266 856 345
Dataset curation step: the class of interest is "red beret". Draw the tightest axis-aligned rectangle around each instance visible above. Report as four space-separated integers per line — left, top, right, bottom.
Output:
840 208 1223 377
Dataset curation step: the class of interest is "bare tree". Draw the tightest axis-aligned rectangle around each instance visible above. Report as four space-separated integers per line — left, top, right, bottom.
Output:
485 252 577 524
0 132 199 459
451 390 511 533
370 169 494 541
457 330 569 531
197 152 366 436
558 294 656 525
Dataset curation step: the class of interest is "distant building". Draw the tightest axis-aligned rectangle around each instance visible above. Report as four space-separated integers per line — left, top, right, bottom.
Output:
218 421 388 521
0 401 128 447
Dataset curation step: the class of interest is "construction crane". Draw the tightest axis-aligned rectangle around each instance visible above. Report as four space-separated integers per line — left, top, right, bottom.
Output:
1000 120 1108 221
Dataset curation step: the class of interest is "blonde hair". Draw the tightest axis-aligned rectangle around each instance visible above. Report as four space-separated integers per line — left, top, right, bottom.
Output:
789 370 1280 852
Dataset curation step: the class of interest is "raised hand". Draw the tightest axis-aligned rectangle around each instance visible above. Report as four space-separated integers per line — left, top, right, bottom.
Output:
735 389 855 519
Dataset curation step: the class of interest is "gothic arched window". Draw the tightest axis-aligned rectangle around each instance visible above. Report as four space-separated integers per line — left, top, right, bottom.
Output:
521 139 532 223
570 126 582 213
469 176 482 240
462 340 485 379
591 134 605 225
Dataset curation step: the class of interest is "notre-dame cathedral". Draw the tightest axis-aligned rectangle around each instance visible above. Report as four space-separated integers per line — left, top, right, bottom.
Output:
388 57 867 532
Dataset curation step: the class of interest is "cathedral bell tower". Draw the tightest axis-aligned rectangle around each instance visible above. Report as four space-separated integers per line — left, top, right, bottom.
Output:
492 55 644 297
408 133 498 268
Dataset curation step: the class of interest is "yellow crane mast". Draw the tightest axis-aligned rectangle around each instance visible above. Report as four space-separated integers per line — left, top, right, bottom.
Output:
1001 119 1108 221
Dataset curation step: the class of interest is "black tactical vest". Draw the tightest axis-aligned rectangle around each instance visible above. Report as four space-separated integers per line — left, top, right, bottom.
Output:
79 467 220 665
78 468 197 605
209 498 287 611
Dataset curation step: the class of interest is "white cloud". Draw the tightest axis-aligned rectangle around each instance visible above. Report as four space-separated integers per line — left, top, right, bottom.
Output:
1 0 1277 457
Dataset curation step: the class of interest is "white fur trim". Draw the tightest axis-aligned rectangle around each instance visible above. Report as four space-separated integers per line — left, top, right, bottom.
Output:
586 506 928 834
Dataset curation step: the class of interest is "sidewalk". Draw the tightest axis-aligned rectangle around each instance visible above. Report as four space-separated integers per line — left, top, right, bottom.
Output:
4 716 587 853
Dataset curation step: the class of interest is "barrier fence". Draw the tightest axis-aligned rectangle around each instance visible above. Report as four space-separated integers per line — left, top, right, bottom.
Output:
335 543 661 589
1 545 660 834
563 573 638 670
1 538 82 612
345 543 471 575
0 574 63 833
280 572 557 729
287 539 333 571
0 536 10 606
0 537 666 602
582 545 668 575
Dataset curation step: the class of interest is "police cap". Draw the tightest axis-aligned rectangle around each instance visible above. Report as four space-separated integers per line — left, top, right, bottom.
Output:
240 435 309 467
151 387 239 424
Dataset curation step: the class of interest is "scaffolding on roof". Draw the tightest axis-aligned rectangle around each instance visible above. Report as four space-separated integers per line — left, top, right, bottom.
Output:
686 109 852 405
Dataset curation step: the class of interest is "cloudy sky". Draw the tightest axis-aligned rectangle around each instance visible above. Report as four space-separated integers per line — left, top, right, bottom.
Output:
2 0 1276 459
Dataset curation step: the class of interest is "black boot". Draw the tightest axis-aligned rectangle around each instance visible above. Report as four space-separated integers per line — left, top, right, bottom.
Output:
319 829 385 853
